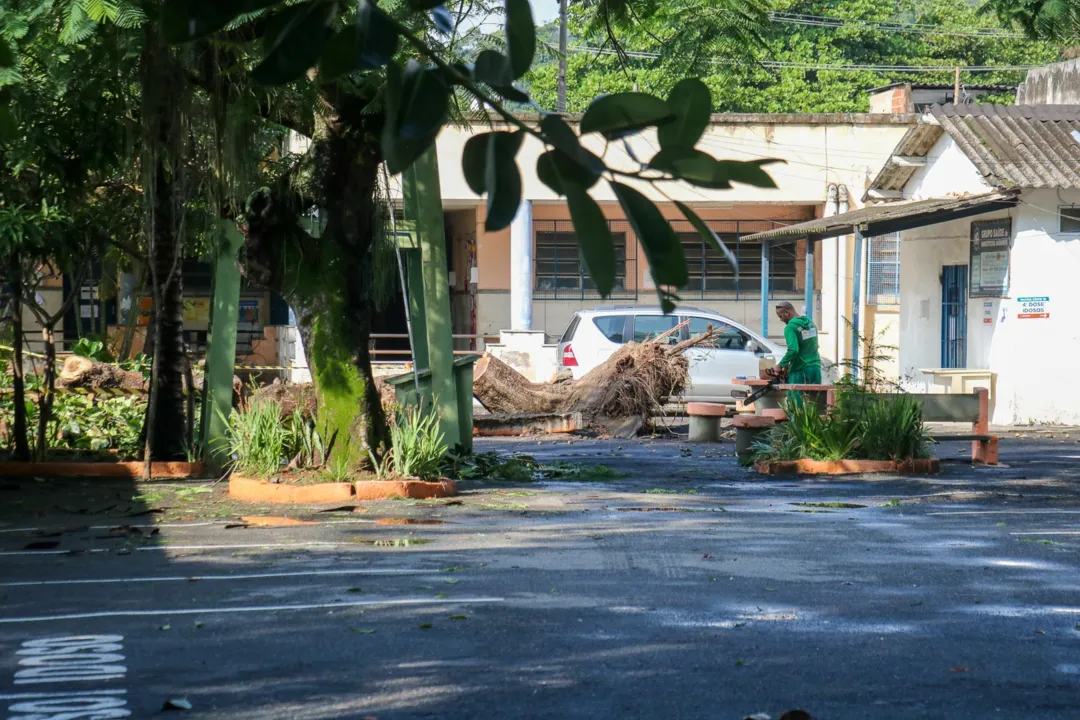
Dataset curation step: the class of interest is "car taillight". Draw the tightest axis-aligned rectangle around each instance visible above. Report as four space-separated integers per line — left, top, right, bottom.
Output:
562 344 578 367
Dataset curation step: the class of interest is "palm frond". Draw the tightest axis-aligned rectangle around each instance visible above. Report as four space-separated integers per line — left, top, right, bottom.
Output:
59 1 96 44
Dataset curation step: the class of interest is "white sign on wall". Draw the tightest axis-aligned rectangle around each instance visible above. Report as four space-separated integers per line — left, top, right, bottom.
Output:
1017 296 1050 319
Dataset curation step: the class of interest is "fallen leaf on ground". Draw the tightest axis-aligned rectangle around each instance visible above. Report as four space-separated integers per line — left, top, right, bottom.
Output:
450 614 467 620
162 697 192 711
418 623 433 629
743 714 771 720
778 712 814 720
159 624 170 631
350 628 376 634
950 666 968 673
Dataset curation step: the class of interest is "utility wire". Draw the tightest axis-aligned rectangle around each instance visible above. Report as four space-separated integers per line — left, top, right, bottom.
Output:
769 11 1028 39
565 44 1037 73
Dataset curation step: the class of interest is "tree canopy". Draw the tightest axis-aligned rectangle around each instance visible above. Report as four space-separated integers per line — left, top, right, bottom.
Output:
525 0 1061 113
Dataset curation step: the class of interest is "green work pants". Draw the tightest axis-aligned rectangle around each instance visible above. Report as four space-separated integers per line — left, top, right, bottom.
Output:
786 365 822 407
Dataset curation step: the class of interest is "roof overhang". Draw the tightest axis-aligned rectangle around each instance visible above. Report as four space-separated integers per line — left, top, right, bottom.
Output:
742 190 1021 243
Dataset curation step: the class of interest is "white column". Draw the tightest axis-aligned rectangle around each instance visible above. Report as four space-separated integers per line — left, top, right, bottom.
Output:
820 185 840 371
509 200 533 330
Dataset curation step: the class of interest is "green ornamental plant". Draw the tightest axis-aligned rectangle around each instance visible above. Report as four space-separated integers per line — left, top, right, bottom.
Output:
387 402 447 481
752 387 930 463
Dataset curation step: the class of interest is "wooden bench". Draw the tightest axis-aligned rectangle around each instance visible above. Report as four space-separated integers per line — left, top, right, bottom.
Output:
687 402 727 443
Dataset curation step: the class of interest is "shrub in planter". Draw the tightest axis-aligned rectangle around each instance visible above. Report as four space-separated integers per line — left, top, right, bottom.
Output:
752 387 931 464
370 403 447 481
219 401 325 478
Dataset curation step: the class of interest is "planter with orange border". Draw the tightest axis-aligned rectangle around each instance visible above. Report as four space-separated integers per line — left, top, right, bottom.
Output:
228 475 355 504
0 461 206 479
354 478 457 500
228 473 457 504
754 458 940 476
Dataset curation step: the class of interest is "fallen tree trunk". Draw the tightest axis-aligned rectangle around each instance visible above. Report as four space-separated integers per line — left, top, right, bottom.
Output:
472 326 717 426
58 356 146 391
472 353 569 414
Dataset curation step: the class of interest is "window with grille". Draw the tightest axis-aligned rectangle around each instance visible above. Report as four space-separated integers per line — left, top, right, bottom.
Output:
867 232 900 306
1060 206 1080 234
673 219 799 300
534 220 637 299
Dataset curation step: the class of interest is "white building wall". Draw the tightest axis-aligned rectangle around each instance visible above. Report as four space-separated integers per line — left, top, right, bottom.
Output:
903 135 991 200
898 184 1080 425
989 189 1080 424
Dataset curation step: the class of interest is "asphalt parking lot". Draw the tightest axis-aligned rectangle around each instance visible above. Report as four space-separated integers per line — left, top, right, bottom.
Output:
2 429 1080 719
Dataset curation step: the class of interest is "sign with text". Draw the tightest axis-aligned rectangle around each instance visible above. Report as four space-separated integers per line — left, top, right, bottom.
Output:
969 218 1012 297
1017 296 1050 319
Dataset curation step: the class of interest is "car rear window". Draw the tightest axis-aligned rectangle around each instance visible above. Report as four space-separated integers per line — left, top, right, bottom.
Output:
560 315 581 343
591 315 626 343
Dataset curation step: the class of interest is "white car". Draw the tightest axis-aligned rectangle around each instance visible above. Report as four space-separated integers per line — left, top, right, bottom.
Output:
555 306 784 403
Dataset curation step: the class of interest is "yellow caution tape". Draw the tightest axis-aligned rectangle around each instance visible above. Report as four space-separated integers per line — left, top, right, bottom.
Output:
0 345 50 360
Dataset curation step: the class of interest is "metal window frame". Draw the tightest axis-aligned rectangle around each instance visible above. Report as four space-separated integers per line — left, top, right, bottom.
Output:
1059 205 1080 235
533 219 638 300
671 218 801 301
866 231 901 306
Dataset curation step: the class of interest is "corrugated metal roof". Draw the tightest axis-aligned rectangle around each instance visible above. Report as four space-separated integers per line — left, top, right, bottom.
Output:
869 104 1080 193
742 190 1020 243
934 104 1080 189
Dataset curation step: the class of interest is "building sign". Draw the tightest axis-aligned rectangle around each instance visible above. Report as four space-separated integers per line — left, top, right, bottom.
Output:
183 297 211 324
983 300 993 324
1017 296 1050 319
969 218 1012 297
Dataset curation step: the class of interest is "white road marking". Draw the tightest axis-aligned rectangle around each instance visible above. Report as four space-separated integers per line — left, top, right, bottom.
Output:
929 510 1080 516
0 689 126 700
0 597 505 624
0 568 430 587
0 542 349 556
1009 530 1080 536
0 519 381 534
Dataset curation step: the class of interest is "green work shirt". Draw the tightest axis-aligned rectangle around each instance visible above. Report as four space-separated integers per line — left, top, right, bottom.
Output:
779 315 821 373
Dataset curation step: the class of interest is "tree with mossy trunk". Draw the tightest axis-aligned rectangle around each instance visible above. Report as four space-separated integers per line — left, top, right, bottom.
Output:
165 0 780 465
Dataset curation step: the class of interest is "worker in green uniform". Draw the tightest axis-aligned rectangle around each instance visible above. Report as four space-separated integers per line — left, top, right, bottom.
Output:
773 301 821 406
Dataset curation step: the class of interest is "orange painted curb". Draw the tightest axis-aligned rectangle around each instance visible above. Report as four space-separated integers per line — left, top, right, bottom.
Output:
228 475 355 504
754 458 940 476
238 516 316 527
0 461 205 479
354 479 457 500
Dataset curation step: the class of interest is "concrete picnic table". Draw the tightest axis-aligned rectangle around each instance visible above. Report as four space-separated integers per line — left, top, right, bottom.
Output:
733 377 835 413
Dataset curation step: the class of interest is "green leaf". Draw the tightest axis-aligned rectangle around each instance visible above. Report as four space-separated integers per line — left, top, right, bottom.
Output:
675 201 737 272
0 41 13 69
162 0 279 44
483 132 525 231
252 1 335 85
317 3 398 79
580 93 674 140
648 147 731 189
716 159 782 188
611 181 687 289
473 50 514 88
382 60 450 175
0 106 15 143
565 183 615 297
539 115 604 178
505 0 535 79
461 133 488 195
536 149 600 195
658 78 711 150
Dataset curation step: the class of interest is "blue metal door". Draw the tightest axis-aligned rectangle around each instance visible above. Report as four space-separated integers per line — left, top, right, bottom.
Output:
940 265 967 368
